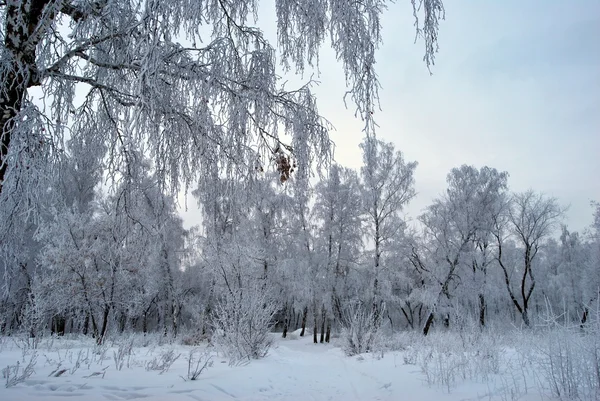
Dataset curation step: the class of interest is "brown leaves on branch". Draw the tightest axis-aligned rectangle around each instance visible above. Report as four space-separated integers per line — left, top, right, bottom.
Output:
273 145 296 184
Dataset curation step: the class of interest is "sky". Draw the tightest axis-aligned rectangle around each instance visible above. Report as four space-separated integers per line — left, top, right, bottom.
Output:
181 0 600 233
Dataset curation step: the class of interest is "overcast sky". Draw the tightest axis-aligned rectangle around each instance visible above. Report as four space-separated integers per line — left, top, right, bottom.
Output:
181 0 600 232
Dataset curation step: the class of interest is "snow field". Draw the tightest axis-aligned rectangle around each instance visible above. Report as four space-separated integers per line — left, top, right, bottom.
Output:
2 328 587 401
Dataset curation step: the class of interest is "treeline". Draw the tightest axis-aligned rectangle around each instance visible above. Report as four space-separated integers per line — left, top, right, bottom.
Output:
1 137 598 344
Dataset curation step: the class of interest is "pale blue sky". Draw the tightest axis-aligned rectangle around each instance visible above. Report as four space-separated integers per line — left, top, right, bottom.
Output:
181 0 600 232
312 0 600 232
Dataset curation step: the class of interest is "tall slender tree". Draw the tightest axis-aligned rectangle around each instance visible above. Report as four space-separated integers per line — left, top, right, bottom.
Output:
360 138 417 325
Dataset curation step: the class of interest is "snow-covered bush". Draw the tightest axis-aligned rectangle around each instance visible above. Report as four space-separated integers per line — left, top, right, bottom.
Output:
184 348 213 381
113 339 134 371
3 352 37 387
145 349 181 374
341 302 383 356
211 284 278 365
530 309 600 400
404 330 502 393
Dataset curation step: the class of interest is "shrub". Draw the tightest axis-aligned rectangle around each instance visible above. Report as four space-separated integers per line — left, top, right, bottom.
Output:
211 284 278 365
3 352 37 388
184 348 213 380
145 349 181 374
341 301 383 356
531 309 600 400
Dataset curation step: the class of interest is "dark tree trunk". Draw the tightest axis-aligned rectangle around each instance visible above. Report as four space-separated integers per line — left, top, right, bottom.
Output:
319 304 325 343
313 307 318 344
372 278 380 326
401 302 414 330
479 293 486 327
0 0 51 193
521 308 530 327
423 312 434 336
118 312 126 333
581 307 589 329
300 306 307 337
282 303 288 338
142 311 148 334
172 302 179 338
83 314 89 336
97 306 110 345
325 320 331 343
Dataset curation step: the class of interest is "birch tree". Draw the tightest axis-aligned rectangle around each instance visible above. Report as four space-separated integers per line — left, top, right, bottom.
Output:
313 164 363 336
0 0 444 212
415 165 508 334
360 138 417 324
494 190 564 326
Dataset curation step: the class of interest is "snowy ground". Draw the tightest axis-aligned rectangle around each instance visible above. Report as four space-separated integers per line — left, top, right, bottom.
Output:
0 331 550 401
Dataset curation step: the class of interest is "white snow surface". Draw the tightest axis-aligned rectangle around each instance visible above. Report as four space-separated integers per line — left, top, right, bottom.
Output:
0 331 544 401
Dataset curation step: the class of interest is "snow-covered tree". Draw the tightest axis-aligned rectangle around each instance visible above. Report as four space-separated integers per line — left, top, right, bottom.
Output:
0 0 446 342
493 190 564 326
580 202 600 326
360 138 417 325
36 151 186 342
313 164 363 337
0 0 444 216
414 165 508 334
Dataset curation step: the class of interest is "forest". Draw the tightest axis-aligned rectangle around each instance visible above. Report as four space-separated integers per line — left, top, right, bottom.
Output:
2 135 599 345
0 1 598 400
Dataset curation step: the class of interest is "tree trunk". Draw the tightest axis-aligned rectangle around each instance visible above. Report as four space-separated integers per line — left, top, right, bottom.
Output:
423 312 434 336
313 307 318 344
282 303 288 338
479 293 486 327
118 312 126 333
130 316 138 332
372 278 380 326
83 314 89 336
300 306 308 336
319 304 325 343
580 307 589 329
142 311 148 334
325 320 331 343
401 302 414 330
332 290 343 324
0 0 50 193
172 302 179 338
521 308 530 327
97 306 110 345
